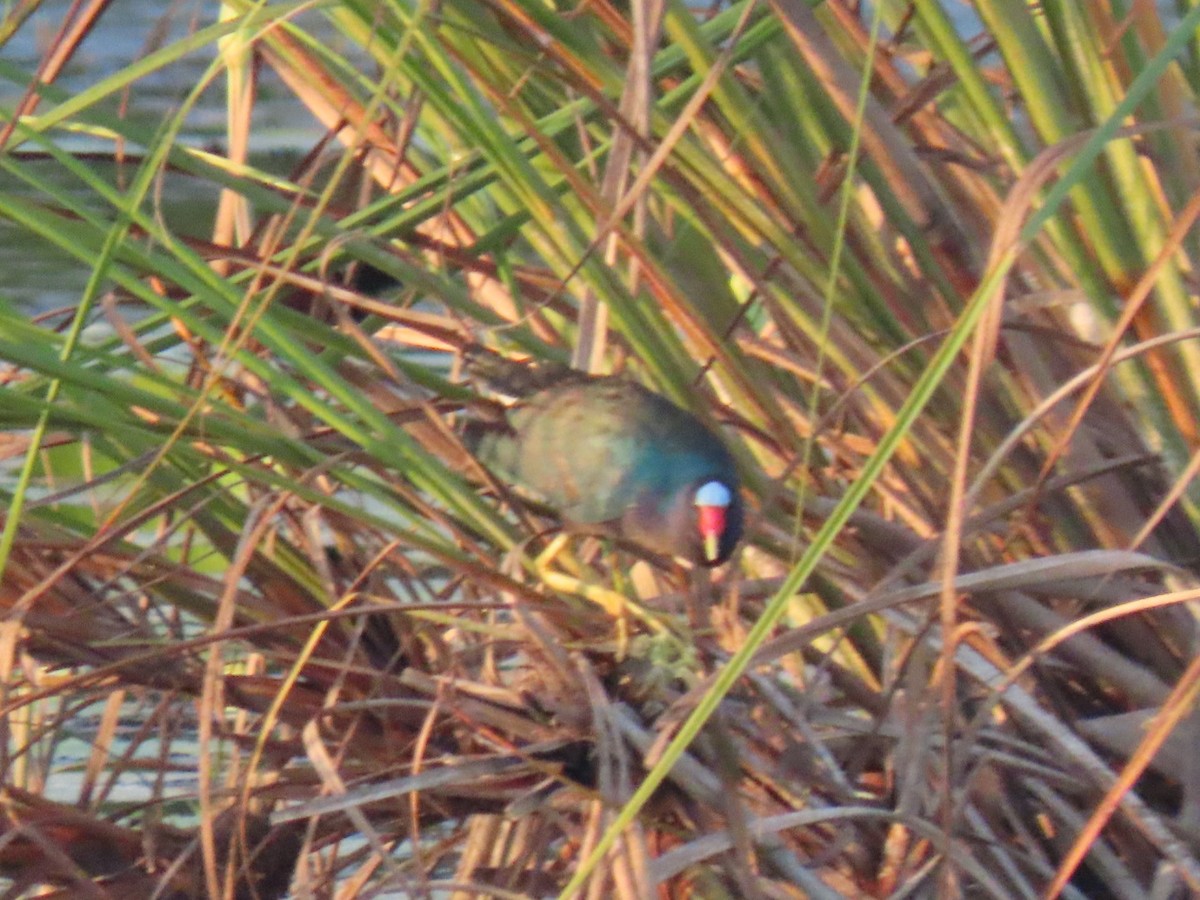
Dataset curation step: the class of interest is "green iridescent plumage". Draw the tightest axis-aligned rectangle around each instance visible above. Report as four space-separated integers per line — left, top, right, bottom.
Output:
469 370 743 566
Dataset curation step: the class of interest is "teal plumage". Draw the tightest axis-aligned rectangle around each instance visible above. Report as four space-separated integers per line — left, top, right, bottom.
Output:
470 371 743 566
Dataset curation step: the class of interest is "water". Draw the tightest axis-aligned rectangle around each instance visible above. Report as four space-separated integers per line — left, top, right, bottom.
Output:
0 0 329 313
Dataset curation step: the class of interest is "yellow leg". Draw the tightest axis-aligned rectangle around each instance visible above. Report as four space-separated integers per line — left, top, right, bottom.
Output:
530 535 675 659
532 533 578 579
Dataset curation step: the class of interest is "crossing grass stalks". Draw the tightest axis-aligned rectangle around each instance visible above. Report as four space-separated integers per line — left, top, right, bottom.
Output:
2 1 1200 896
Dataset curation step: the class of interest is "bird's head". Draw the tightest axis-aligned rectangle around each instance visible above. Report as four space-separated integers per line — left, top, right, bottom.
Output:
694 480 737 565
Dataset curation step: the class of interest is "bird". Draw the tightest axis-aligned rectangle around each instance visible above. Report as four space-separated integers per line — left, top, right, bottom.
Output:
466 363 743 567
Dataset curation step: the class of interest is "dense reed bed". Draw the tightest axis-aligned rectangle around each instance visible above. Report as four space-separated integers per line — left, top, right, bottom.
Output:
2 1 1200 896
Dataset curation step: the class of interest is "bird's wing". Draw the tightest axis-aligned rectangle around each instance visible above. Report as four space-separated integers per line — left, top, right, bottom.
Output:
505 380 645 524
513 379 735 519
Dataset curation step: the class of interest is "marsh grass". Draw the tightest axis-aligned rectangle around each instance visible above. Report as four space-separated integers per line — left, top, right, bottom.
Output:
2 0 1200 896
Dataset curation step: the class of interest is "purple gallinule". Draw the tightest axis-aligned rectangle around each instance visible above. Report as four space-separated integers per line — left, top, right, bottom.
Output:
470 368 743 567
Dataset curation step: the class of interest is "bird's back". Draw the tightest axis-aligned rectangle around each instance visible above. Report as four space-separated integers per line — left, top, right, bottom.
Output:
477 376 736 527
